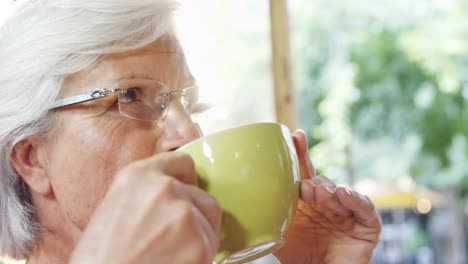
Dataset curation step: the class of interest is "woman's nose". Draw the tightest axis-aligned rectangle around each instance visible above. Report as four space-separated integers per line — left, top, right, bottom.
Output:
155 100 203 152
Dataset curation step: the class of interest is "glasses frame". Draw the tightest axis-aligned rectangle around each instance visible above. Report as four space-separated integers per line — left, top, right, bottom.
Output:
50 80 194 122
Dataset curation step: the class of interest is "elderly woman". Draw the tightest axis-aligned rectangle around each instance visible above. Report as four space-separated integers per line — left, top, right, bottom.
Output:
0 0 381 263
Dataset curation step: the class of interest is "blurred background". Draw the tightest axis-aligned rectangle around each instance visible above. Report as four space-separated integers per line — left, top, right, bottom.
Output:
176 0 468 263
2 0 468 263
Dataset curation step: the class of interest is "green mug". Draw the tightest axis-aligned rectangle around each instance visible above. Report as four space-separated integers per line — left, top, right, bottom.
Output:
178 122 300 264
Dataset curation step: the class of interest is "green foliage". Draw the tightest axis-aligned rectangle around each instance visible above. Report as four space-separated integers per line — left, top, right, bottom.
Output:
350 30 431 141
293 0 468 190
418 92 466 166
350 29 467 168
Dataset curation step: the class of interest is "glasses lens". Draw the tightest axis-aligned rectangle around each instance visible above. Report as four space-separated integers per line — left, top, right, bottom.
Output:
117 79 169 121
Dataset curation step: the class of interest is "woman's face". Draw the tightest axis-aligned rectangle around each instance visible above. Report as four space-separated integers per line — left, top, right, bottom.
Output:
44 33 202 230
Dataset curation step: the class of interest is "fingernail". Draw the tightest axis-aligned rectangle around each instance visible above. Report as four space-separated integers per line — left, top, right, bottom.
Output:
323 185 334 195
303 180 318 187
344 187 352 196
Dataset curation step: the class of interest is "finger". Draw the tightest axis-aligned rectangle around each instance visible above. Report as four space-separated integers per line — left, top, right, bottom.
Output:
159 152 198 186
300 176 336 202
170 181 221 261
307 175 336 188
185 185 223 235
292 130 316 180
185 185 221 263
191 205 220 263
135 152 198 186
336 187 381 228
301 180 351 217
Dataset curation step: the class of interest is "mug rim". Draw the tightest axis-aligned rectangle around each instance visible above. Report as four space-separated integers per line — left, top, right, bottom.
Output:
178 122 290 151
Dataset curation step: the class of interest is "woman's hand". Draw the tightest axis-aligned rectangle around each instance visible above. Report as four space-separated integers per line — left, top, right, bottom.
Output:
274 131 382 264
69 152 222 264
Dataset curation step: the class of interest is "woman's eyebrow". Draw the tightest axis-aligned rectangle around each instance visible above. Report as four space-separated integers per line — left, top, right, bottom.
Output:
117 73 156 81
115 74 198 88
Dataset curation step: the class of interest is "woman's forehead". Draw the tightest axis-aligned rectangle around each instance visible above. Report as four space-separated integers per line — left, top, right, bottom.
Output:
103 32 185 59
62 34 193 96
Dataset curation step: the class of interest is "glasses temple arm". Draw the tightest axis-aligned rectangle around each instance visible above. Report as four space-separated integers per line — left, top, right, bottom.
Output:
50 89 119 110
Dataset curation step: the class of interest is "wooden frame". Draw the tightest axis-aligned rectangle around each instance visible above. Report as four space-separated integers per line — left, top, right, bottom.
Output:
269 0 298 130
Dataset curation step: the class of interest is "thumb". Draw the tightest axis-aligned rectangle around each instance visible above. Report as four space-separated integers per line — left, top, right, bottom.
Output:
292 130 316 180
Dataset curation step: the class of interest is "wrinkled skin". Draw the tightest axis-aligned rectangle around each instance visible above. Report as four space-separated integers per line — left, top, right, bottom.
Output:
15 32 223 264
70 152 222 264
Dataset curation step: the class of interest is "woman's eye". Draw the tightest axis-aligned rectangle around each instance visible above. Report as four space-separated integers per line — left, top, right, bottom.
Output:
123 88 142 103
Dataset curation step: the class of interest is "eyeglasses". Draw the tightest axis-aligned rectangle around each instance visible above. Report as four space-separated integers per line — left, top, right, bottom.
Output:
50 78 200 122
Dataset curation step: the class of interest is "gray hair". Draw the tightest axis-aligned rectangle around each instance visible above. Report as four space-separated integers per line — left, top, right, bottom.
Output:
0 0 177 258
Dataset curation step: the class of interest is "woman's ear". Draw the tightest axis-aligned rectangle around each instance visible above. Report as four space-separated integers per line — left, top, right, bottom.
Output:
10 139 52 196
